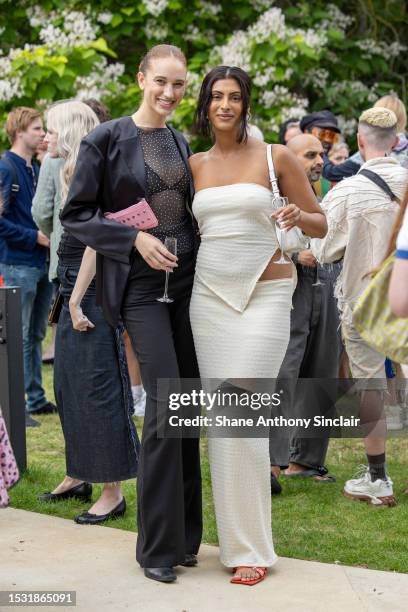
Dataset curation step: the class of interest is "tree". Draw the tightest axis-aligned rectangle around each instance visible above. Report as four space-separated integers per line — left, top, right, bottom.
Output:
0 0 406 150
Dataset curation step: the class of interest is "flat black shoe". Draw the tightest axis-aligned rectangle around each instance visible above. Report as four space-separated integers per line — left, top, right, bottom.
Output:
38 482 92 503
26 414 41 428
144 567 176 583
180 554 198 567
30 401 58 415
74 497 126 524
42 356 54 365
271 474 282 495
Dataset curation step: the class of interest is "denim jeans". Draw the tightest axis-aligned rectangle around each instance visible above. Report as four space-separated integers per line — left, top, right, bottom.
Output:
0 263 52 412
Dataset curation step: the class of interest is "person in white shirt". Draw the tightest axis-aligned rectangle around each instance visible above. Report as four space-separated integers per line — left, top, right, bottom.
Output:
314 107 408 507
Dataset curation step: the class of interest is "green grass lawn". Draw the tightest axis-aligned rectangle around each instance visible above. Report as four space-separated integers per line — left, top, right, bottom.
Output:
8 363 408 574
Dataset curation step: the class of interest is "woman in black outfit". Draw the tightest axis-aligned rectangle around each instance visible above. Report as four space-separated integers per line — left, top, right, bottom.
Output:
38 100 139 523
61 45 202 584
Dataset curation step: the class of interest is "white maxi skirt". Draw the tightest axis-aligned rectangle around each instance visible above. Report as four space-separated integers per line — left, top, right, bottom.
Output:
190 276 294 568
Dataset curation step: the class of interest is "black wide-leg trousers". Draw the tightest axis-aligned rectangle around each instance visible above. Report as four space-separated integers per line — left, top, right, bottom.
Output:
122 251 202 568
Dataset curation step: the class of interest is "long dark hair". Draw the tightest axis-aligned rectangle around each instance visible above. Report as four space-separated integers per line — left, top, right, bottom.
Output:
194 66 252 144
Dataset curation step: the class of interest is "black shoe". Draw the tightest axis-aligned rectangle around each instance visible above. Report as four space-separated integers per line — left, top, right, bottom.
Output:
270 473 282 495
144 567 176 583
26 413 41 428
38 482 92 503
30 401 58 415
74 497 126 524
180 554 198 567
42 356 54 365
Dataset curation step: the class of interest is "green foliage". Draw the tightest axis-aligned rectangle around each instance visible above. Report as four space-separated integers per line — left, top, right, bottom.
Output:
0 0 406 150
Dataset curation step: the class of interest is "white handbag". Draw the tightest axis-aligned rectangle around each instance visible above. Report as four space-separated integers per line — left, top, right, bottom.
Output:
266 144 309 255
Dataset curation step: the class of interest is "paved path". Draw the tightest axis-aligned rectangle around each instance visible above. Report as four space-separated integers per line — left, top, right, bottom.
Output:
1 507 407 611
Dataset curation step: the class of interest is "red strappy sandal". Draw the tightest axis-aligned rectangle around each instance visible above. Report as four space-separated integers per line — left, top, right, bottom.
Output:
230 566 267 586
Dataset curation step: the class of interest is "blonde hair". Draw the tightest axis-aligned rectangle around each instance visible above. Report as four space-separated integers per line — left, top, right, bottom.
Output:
358 107 397 150
359 107 397 128
375 94 407 133
6 107 41 144
46 101 99 204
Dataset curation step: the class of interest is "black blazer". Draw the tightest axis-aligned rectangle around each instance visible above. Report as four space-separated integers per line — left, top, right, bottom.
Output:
61 116 198 327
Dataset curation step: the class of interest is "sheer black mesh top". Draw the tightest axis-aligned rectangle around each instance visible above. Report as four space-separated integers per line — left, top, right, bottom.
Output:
137 126 195 253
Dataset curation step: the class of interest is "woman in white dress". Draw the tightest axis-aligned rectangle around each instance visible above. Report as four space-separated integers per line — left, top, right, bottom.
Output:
189 66 327 585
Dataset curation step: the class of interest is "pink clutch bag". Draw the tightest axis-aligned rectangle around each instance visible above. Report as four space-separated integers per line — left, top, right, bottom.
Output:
105 199 158 230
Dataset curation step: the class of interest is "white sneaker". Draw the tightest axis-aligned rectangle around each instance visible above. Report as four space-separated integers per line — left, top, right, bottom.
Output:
132 385 146 417
343 466 396 506
385 404 403 430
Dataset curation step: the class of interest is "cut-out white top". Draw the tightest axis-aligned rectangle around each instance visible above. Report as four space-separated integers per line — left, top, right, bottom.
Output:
192 183 279 312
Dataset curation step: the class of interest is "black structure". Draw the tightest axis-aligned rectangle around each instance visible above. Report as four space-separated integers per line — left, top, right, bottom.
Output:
0 286 26 471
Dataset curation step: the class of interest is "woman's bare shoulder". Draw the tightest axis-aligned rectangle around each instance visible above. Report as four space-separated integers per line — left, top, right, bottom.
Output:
271 143 300 172
189 151 212 175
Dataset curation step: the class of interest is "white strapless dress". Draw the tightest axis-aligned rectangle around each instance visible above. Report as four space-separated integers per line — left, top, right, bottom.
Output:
190 183 295 568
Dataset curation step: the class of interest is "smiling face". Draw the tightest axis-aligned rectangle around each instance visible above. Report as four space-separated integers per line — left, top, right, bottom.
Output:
207 78 244 135
137 56 187 119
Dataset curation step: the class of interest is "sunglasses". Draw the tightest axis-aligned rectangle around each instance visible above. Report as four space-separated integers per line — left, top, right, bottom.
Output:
311 127 339 144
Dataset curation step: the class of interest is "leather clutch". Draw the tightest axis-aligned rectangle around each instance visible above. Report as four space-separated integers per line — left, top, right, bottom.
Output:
104 199 159 230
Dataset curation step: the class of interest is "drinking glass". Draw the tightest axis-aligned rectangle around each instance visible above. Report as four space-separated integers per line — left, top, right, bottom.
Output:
272 196 289 264
157 237 177 303
312 262 325 287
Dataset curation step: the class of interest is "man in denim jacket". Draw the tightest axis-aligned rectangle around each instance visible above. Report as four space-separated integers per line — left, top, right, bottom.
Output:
0 107 55 427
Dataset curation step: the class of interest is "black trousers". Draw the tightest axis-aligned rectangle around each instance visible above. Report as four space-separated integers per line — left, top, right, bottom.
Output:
122 251 202 568
270 262 342 469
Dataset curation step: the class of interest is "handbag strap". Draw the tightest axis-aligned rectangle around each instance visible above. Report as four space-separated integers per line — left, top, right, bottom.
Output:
358 168 400 203
266 144 280 199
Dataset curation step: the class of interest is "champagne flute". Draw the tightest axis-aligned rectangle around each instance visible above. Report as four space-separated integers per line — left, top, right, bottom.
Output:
157 237 177 303
272 196 289 265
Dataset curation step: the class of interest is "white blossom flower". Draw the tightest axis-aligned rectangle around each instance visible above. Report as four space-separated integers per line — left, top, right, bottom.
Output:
185 24 202 42
288 28 327 51
74 57 125 99
39 10 97 47
198 1 222 16
186 71 202 97
253 66 276 87
144 19 169 40
142 0 169 18
97 11 113 25
215 31 251 71
337 116 357 138
250 0 276 11
320 5 354 32
248 7 286 43
39 25 69 47
0 56 13 77
0 77 23 102
355 38 406 59
26 6 47 28
260 86 308 116
304 68 329 90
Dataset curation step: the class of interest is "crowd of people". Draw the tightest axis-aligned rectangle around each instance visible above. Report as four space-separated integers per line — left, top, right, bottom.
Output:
1 43 408 586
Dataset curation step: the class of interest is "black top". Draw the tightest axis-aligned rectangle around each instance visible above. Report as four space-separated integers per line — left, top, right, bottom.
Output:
138 126 194 253
60 116 198 327
57 230 86 264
